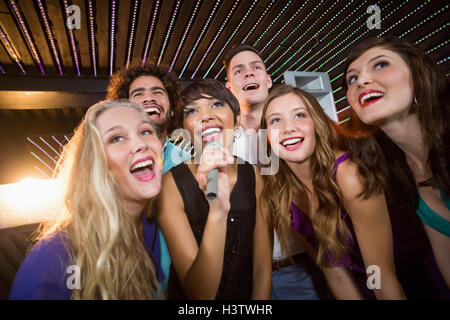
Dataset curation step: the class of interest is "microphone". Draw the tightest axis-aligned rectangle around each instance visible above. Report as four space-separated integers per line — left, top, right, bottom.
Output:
204 140 223 201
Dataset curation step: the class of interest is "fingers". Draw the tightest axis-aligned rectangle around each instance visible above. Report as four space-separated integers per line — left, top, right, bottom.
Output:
196 147 233 191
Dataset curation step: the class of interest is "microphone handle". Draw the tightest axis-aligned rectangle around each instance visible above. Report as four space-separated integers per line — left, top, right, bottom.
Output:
206 168 219 201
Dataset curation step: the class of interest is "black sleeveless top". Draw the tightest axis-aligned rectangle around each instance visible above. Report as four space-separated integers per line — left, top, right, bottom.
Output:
168 160 256 300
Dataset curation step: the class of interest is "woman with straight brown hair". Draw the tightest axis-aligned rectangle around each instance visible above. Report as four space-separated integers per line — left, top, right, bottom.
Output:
343 36 449 290
260 84 406 299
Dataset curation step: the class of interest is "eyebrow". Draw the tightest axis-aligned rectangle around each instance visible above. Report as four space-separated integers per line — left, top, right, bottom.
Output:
267 107 306 118
103 125 123 137
346 55 390 74
231 60 265 71
184 95 216 108
129 86 167 97
102 121 153 137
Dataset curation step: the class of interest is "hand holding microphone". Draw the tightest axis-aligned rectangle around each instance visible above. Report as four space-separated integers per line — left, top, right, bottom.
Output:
196 140 234 212
204 140 222 201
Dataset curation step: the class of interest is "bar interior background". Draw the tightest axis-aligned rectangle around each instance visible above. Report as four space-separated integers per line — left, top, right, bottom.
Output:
0 0 448 184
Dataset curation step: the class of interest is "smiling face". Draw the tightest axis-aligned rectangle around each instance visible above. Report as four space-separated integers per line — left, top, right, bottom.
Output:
182 95 238 150
345 46 414 127
96 106 162 212
265 92 316 165
225 50 272 107
128 75 171 127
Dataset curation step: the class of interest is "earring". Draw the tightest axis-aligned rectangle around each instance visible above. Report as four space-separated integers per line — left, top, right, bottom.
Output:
414 94 418 105
234 127 243 140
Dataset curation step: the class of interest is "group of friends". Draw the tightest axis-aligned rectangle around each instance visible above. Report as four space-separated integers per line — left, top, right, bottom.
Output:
9 36 450 300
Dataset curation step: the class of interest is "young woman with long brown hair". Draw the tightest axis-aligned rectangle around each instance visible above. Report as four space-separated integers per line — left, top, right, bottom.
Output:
260 84 407 299
343 36 449 289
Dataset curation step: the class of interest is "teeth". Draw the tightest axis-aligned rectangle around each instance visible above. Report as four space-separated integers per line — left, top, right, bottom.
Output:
131 159 153 172
244 83 258 90
202 127 221 136
281 138 303 146
360 92 384 104
145 107 160 114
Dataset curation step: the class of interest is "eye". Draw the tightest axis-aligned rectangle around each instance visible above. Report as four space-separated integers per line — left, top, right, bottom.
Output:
374 61 388 70
269 117 280 125
140 129 153 136
110 135 125 143
347 75 357 85
234 69 242 75
184 108 196 116
294 112 306 119
212 101 224 108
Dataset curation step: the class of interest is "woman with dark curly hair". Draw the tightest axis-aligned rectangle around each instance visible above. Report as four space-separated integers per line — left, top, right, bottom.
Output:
343 36 450 288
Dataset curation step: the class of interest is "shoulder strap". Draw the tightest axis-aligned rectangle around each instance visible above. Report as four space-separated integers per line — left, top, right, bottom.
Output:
333 153 351 181
170 163 209 228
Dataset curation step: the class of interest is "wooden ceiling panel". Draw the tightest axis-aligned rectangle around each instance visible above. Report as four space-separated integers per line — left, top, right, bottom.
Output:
0 0 447 122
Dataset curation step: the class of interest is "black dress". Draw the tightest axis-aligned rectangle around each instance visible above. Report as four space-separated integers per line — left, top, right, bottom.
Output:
168 161 256 300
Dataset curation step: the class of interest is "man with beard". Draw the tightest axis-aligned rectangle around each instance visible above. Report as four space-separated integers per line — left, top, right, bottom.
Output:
107 61 191 298
223 45 330 300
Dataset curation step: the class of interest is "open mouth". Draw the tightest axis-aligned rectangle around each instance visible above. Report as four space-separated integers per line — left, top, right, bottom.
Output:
130 157 155 182
243 83 260 91
359 90 384 107
143 104 162 117
201 125 222 142
280 137 304 151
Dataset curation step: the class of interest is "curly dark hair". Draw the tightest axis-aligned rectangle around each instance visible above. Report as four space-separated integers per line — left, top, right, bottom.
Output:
341 36 450 211
106 60 180 133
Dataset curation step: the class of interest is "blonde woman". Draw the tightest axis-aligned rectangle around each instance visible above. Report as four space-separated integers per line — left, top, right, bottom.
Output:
260 84 407 300
10 100 163 299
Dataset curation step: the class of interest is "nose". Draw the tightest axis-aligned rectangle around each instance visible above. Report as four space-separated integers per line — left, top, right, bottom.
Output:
131 135 148 154
142 91 156 103
357 70 372 87
244 66 254 78
281 118 296 134
199 107 215 122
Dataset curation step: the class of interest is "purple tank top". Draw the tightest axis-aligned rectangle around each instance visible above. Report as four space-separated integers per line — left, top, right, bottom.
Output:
290 153 365 273
290 153 375 299
290 153 450 300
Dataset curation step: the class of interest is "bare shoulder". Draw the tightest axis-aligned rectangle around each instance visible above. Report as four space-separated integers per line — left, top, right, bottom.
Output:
334 154 364 200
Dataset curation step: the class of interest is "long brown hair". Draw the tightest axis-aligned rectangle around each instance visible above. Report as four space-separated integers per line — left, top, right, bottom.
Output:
342 36 450 210
261 85 350 267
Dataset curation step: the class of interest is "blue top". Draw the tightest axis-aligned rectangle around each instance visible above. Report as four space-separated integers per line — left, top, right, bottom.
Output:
416 189 450 237
162 136 192 175
9 214 162 300
158 137 192 298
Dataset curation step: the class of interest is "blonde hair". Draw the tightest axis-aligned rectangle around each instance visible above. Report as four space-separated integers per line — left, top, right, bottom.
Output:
261 85 350 267
37 100 160 299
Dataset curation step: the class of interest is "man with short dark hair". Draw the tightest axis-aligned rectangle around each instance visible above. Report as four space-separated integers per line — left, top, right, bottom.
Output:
107 61 191 298
223 45 272 163
224 44 328 300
